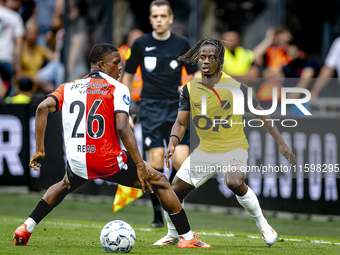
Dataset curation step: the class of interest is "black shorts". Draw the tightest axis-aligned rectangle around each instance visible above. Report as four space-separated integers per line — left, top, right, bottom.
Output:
66 151 139 189
139 97 189 150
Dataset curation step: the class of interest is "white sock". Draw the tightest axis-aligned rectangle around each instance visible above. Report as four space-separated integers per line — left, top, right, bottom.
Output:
164 202 185 239
236 186 268 228
181 230 194 241
24 217 37 233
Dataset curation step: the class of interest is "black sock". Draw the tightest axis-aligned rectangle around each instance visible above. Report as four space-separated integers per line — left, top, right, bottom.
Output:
169 209 191 235
150 193 162 221
150 168 163 222
169 166 177 184
29 199 53 224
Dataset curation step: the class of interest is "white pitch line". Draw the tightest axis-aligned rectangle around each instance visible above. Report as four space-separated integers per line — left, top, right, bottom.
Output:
137 228 340 246
2 217 103 229
3 218 340 245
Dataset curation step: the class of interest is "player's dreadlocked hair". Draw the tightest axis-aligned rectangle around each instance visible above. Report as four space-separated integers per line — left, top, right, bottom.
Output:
178 38 225 70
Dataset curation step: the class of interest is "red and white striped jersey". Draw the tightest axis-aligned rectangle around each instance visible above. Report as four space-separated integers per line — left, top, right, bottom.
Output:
48 70 130 180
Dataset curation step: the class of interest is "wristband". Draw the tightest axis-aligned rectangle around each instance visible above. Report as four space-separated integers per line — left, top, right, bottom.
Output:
169 134 180 144
134 160 144 165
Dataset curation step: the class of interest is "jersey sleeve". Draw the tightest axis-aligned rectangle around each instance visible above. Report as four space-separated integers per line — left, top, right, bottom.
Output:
47 83 65 112
325 38 340 69
179 84 190 111
240 84 259 113
14 13 25 37
113 85 130 116
182 41 199 74
124 40 143 74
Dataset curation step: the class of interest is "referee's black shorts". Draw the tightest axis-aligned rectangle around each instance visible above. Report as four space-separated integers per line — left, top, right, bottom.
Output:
139 97 189 151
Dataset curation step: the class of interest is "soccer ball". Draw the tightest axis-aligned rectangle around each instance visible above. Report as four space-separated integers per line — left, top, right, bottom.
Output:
100 220 136 253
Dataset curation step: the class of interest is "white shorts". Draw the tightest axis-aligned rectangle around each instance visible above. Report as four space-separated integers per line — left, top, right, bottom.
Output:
176 149 248 188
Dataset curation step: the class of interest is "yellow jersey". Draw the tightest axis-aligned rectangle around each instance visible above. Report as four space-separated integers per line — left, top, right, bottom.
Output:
223 46 254 76
179 72 257 153
21 45 47 79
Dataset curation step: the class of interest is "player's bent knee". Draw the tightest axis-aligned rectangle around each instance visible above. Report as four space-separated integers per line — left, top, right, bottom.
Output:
226 178 244 191
151 172 171 189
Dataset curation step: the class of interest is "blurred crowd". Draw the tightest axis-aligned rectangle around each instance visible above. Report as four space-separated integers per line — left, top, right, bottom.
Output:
0 0 65 105
120 24 340 116
219 26 340 115
1 0 339 112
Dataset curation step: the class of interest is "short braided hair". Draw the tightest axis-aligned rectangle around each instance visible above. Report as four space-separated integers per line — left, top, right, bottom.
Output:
178 38 225 70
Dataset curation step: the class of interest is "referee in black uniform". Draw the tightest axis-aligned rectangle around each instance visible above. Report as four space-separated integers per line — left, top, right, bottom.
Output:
122 0 199 227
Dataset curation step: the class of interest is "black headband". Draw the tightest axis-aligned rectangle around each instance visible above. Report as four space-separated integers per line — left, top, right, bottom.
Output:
201 40 220 49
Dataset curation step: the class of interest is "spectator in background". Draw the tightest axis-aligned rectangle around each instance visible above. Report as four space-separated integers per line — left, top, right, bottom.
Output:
35 13 65 91
0 0 25 98
253 27 293 104
311 36 340 99
53 0 63 16
21 22 55 93
282 43 318 98
4 76 33 103
29 0 56 46
221 30 259 80
18 0 35 23
253 26 293 72
21 22 54 77
45 13 63 52
4 0 22 13
4 0 22 12
66 0 88 81
5 0 35 24
279 43 317 115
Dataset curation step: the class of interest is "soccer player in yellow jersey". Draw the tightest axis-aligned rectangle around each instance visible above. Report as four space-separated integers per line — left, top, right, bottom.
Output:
154 38 296 246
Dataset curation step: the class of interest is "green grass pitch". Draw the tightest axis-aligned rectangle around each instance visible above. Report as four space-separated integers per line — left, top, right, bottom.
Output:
1 192 339 254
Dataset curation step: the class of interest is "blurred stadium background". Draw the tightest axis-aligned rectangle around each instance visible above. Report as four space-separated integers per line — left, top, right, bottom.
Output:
1 0 340 233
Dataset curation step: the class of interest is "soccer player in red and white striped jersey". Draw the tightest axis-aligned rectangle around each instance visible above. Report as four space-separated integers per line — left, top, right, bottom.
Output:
13 43 211 249
49 65 131 180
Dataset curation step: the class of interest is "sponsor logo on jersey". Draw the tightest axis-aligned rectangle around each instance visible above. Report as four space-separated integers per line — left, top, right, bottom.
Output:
144 57 157 72
123 95 130 105
145 46 156 52
197 82 222 107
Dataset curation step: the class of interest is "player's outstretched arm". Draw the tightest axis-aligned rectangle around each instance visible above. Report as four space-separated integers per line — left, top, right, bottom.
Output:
116 112 153 193
166 110 190 170
30 97 57 170
252 104 297 164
